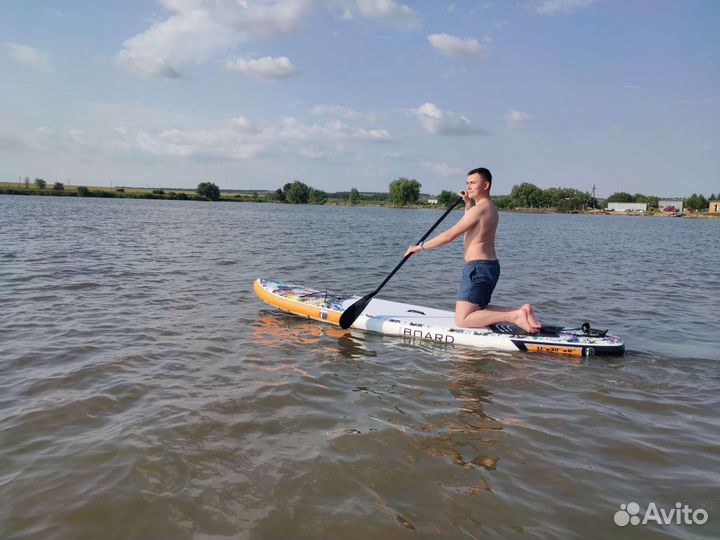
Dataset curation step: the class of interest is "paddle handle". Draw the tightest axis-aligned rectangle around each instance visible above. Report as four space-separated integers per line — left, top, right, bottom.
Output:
372 197 464 295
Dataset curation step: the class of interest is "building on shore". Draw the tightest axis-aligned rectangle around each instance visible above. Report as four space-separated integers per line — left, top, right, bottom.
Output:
709 200 720 213
659 199 684 213
607 202 647 212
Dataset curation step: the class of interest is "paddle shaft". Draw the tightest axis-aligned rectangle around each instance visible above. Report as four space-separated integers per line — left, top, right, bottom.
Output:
339 196 465 328
371 196 464 295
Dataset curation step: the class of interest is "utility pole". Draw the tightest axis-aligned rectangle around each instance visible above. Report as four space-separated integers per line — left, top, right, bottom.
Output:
591 185 597 209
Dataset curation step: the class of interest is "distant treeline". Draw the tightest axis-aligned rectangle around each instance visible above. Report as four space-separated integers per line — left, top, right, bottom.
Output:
265 178 423 206
3 177 717 211
484 183 717 212
601 190 717 211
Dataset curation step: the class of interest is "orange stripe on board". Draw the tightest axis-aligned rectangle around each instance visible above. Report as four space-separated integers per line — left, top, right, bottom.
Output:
253 279 342 326
525 344 583 357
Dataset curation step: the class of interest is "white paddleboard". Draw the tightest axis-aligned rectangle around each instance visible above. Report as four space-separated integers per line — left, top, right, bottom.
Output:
254 278 625 357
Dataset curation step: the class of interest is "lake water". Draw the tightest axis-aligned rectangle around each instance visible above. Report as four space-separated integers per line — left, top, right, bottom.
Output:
1 195 718 539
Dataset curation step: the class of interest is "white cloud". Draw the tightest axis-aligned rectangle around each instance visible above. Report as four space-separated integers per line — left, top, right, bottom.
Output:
412 102 482 136
137 127 264 159
8 109 392 163
533 0 596 15
505 110 532 128
117 0 313 78
428 34 488 59
229 116 254 131
352 128 392 141
311 105 378 122
299 147 325 159
422 161 464 177
276 117 392 142
116 0 424 78
68 128 85 143
6 43 53 72
133 114 393 160
352 0 420 28
225 56 299 79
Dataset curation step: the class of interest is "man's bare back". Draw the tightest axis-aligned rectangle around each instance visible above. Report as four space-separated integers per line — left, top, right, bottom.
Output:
462 197 498 262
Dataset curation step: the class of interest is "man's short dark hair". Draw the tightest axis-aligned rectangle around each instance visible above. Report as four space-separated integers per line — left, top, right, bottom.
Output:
467 167 492 187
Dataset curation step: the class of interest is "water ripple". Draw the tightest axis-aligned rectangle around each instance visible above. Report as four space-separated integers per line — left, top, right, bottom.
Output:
1 196 718 539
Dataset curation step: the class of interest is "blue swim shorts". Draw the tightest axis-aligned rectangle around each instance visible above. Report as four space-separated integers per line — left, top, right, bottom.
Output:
456 259 500 307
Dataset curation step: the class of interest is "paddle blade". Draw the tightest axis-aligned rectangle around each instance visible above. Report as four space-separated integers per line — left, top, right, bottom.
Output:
339 293 374 329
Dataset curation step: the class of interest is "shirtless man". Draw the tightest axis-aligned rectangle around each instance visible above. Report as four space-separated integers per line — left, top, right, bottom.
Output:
405 167 542 333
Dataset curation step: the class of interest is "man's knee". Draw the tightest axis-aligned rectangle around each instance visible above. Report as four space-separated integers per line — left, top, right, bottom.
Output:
455 314 469 327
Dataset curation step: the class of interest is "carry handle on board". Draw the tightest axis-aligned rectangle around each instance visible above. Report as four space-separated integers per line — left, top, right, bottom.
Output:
339 196 465 329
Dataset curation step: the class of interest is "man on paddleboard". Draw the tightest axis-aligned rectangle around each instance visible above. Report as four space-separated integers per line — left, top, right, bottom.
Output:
405 167 542 334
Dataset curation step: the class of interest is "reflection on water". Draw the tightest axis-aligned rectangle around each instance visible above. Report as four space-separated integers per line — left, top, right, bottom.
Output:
253 311 378 359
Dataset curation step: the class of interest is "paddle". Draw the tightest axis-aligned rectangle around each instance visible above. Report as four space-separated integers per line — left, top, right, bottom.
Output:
339 196 465 329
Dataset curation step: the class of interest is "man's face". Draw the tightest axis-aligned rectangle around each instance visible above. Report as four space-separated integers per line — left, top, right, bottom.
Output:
466 173 488 195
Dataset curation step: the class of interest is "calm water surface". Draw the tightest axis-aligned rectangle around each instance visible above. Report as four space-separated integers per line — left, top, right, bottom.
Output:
1 195 718 539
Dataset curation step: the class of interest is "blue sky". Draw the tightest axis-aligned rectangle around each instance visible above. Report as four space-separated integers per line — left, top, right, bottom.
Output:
1 0 718 197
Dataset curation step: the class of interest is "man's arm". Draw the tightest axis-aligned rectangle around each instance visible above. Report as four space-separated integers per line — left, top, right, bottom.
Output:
405 206 481 256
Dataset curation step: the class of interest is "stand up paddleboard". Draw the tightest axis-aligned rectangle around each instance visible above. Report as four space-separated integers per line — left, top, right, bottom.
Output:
254 278 625 357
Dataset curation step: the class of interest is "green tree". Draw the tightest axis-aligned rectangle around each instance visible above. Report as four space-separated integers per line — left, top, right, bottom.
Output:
389 177 421 206
607 192 634 203
709 193 717 201
52 182 64 191
283 181 311 204
509 182 544 208
197 181 220 201
266 188 286 202
77 186 90 197
699 194 709 210
687 193 708 211
634 194 659 210
349 187 360 205
543 187 592 212
437 190 459 209
34 178 47 189
309 188 327 205
493 195 512 209
543 187 566 208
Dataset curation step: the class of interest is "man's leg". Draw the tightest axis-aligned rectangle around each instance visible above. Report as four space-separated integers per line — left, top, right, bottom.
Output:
455 301 539 332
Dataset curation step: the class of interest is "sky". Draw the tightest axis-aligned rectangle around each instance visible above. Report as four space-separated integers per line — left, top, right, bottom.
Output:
1 0 718 197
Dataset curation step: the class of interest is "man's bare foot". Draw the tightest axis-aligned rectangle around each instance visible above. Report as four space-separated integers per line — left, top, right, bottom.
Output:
522 304 542 329
513 309 537 333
